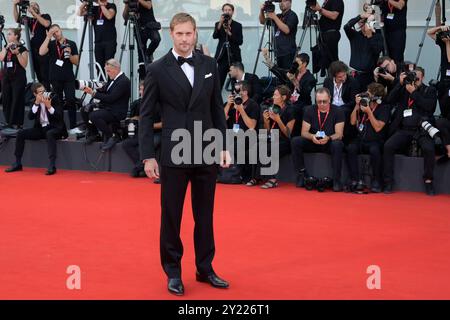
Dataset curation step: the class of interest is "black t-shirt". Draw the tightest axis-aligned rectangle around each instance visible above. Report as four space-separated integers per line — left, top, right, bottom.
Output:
437 37 450 82
226 99 260 131
48 39 78 82
275 9 299 57
303 104 345 136
130 98 162 131
92 3 117 43
28 14 52 49
319 0 345 32
3 45 28 80
137 0 156 25
269 104 297 141
381 0 407 31
356 103 390 142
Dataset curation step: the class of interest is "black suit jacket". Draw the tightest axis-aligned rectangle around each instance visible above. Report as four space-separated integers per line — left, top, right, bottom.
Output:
94 73 131 120
28 97 67 135
139 50 227 167
323 76 360 112
213 20 243 63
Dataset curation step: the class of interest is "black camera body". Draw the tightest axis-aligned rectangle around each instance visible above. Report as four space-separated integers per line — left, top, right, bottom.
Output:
233 86 243 105
306 0 317 6
377 66 387 75
437 30 450 42
404 71 418 86
288 61 300 75
124 0 139 14
261 103 282 114
60 43 71 59
370 0 385 6
263 0 281 14
43 92 56 100
359 92 371 108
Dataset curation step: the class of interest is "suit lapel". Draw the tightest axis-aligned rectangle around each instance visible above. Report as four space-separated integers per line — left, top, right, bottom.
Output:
164 52 193 100
188 54 205 110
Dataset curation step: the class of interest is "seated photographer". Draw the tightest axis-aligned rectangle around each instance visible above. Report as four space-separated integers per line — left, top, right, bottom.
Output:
81 59 131 151
380 0 408 65
213 3 243 90
259 0 298 70
228 62 262 103
122 81 162 178
223 81 260 185
374 56 399 93
428 25 450 118
39 24 79 129
79 0 117 75
5 83 67 175
260 85 296 189
344 5 384 92
384 67 438 195
347 83 390 193
291 88 345 191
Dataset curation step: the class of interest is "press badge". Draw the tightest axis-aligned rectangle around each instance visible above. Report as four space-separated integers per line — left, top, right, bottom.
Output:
403 109 413 118
97 19 104 26
387 13 395 20
316 131 325 139
275 30 280 37
358 124 365 132
6 61 13 68
56 59 64 67
233 123 240 133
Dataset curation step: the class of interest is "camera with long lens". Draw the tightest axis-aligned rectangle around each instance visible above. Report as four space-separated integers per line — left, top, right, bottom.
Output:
359 92 371 108
306 0 317 6
421 120 441 139
18 0 30 14
263 0 281 14
42 92 56 100
222 13 231 28
403 71 418 86
9 40 25 51
232 84 243 105
75 80 106 91
124 0 139 14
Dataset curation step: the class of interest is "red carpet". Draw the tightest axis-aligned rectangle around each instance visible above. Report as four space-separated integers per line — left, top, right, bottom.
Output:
0 166 449 300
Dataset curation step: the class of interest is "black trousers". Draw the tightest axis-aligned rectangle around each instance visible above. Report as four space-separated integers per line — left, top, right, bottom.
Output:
31 47 50 90
383 130 435 183
385 28 406 64
436 118 450 146
136 27 161 79
95 41 117 75
51 80 76 129
217 57 231 90
259 138 291 179
291 136 344 182
354 71 374 93
276 52 296 71
160 165 218 278
319 30 341 72
81 109 118 139
1 75 26 126
15 126 65 167
122 133 161 166
346 139 383 183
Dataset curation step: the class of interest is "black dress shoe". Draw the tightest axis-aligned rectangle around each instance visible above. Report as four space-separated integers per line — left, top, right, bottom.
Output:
5 164 23 173
46 167 57 175
101 136 119 151
370 180 382 193
196 272 229 289
425 182 435 196
153 178 161 184
130 166 141 178
168 278 184 296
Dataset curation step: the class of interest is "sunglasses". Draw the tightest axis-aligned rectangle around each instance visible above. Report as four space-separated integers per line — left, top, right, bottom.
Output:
317 100 329 105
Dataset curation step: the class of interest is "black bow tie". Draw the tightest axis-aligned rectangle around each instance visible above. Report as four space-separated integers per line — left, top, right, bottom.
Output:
177 56 194 66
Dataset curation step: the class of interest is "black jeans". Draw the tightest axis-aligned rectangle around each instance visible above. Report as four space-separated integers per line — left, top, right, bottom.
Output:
1 75 26 126
346 139 383 183
291 136 344 182
319 30 341 72
51 80 76 129
259 138 291 180
81 109 118 139
136 26 161 79
31 47 50 90
95 41 117 76
383 129 435 183
15 126 65 167
385 28 406 64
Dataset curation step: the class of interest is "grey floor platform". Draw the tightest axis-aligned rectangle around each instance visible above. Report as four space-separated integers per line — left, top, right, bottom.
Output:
1 138 449 194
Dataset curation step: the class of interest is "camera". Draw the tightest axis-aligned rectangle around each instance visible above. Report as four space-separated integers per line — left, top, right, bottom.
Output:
403 71 418 86
124 0 139 14
363 3 376 14
421 120 441 139
377 66 387 75
437 30 450 41
370 0 385 6
316 177 333 192
400 61 416 73
262 104 282 114
75 80 106 91
306 0 317 6
359 92 371 108
263 0 281 14
42 92 56 100
60 43 71 59
288 61 300 75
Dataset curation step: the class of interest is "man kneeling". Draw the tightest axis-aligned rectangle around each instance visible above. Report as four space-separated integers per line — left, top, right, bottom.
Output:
5 82 67 175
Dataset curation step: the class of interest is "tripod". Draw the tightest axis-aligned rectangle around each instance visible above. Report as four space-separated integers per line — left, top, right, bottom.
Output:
75 7 96 81
119 12 147 103
415 0 440 65
296 6 320 57
220 24 234 92
18 10 36 82
253 17 277 75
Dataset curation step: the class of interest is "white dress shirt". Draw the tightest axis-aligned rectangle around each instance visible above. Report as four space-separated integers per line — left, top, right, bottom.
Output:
332 80 344 107
32 103 55 127
107 71 124 92
172 49 195 87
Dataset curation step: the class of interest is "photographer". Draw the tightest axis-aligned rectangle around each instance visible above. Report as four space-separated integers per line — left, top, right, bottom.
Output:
347 83 390 193
123 0 161 79
374 56 398 93
291 88 345 191
259 0 299 70
13 0 51 89
384 67 438 195
78 0 117 75
428 25 450 118
4 82 67 175
228 62 262 103
39 24 79 129
380 0 408 64
122 81 162 178
213 3 243 90
260 85 296 189
0 28 28 129
309 0 345 74
344 8 384 91
81 59 131 151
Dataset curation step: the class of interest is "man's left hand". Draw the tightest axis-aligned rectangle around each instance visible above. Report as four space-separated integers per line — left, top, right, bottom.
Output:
43 96 52 109
83 87 94 95
406 83 416 94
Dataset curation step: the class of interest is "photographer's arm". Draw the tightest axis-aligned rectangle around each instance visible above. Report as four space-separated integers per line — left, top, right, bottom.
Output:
16 50 28 69
367 110 386 133
238 107 257 130
138 0 152 10
344 16 361 39
330 122 344 140
70 53 79 66
212 22 221 39
33 12 51 28
228 22 243 46
350 104 359 126
388 0 405 10
123 4 129 20
427 25 446 41
0 48 6 61
39 35 51 56
13 0 20 23
311 3 340 21
301 121 315 141
259 5 266 25
100 1 116 20
269 14 290 35
78 2 88 16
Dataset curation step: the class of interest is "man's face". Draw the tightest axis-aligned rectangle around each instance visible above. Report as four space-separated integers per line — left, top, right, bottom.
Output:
316 92 331 108
30 2 40 13
229 66 238 79
280 0 291 11
415 70 424 87
52 27 62 40
222 5 234 17
295 58 306 70
105 63 119 79
33 86 45 98
335 71 347 85
170 22 196 56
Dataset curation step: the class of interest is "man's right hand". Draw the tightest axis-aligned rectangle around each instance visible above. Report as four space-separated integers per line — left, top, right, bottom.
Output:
144 158 159 179
312 136 322 145
399 72 406 86
13 0 20 5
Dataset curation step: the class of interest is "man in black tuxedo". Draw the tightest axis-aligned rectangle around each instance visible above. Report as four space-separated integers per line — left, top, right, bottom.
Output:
229 62 263 103
213 3 243 89
139 13 231 296
5 82 67 175
82 59 131 151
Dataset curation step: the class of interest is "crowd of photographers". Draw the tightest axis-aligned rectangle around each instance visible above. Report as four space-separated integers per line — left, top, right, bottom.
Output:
1 0 449 195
